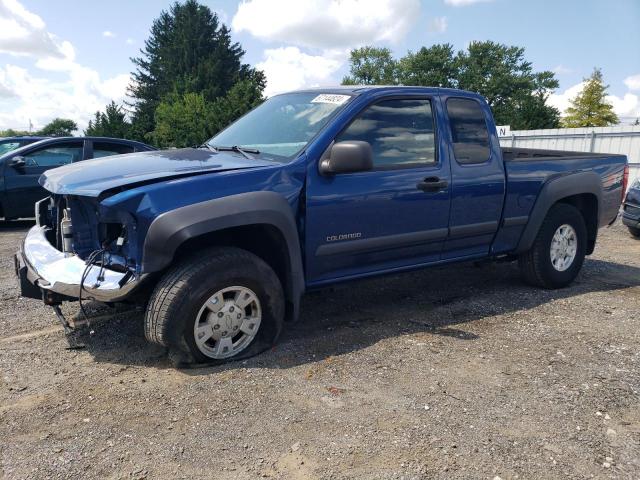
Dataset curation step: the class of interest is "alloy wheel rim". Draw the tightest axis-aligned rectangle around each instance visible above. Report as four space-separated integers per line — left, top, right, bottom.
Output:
193 286 262 359
550 224 578 272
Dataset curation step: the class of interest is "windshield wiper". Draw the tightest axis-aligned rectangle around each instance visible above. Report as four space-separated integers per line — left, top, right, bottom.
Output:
211 145 260 159
197 143 218 152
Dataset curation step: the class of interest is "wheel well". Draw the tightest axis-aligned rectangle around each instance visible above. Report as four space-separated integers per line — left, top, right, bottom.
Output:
173 224 293 300
556 193 598 254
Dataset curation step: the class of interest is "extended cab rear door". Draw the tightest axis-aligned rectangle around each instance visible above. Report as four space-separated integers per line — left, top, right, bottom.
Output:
440 95 506 259
304 93 451 286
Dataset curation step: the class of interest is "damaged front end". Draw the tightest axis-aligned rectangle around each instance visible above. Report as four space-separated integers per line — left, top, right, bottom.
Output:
15 195 147 306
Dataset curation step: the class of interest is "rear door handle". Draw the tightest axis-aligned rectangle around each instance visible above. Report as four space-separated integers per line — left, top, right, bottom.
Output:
417 177 448 192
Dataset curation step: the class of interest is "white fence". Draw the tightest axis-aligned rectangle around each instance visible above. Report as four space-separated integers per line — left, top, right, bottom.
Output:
499 125 640 190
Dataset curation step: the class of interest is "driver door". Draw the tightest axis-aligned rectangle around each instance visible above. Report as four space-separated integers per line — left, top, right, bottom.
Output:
304 96 451 286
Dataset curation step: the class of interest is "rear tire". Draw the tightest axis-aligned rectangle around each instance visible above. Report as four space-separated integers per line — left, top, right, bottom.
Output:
144 247 285 365
629 226 640 238
518 203 587 289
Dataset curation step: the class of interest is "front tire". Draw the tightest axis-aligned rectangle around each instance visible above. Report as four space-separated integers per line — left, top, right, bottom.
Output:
144 247 285 365
518 203 587 289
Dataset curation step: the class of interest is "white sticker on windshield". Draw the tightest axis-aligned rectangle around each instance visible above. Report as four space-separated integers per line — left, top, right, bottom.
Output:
311 94 350 105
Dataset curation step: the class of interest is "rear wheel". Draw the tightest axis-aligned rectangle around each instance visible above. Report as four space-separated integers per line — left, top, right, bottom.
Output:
518 203 587 289
628 226 640 238
144 247 285 365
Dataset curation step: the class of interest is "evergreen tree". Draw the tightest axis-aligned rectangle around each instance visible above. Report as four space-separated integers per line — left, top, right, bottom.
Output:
85 101 132 138
128 0 264 141
562 69 619 127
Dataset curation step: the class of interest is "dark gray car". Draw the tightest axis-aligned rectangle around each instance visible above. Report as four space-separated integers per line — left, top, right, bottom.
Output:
0 136 155 220
0 136 49 156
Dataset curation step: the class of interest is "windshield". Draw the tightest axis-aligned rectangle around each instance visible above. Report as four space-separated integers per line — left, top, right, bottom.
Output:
0 141 21 156
207 92 352 161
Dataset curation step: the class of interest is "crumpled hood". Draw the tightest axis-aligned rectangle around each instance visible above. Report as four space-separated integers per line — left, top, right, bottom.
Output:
39 148 279 197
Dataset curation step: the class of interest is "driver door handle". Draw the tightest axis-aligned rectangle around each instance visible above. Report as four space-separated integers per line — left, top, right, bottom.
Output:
417 176 448 193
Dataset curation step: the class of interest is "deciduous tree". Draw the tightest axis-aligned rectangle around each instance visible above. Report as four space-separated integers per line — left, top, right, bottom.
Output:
342 41 561 129
342 47 398 85
38 118 77 137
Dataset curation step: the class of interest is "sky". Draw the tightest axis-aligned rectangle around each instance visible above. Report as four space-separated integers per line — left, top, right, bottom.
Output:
0 0 639 131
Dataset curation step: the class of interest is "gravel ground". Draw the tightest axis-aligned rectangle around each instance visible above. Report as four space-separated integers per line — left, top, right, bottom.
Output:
1 220 639 479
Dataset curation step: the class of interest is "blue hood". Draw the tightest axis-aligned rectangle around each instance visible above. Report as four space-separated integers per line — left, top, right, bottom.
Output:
40 148 279 197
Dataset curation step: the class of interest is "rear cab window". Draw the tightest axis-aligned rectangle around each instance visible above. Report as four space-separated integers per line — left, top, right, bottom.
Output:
446 97 490 165
336 98 437 169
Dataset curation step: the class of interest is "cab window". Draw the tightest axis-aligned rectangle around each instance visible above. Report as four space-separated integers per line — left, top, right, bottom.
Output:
336 98 436 169
446 98 490 165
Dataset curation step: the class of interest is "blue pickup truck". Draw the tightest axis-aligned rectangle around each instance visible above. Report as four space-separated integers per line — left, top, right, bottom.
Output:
15 87 628 363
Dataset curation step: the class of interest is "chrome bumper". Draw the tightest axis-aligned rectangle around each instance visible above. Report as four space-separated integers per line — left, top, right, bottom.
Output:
16 225 143 302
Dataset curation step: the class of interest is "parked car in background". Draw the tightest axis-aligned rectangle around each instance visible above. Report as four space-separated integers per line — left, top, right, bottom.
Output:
622 178 640 238
0 137 155 220
16 87 627 364
0 136 49 156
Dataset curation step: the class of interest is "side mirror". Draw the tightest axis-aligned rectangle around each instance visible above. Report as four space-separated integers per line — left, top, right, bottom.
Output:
319 141 373 175
9 156 26 169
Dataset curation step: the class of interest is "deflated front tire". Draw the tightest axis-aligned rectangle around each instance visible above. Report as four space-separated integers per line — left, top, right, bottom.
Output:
144 246 285 366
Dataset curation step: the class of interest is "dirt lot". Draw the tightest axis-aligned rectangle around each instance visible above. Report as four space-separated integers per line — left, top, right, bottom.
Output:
1 221 639 479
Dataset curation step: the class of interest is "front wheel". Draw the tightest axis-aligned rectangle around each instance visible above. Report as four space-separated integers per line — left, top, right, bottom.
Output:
144 247 285 365
518 203 587 289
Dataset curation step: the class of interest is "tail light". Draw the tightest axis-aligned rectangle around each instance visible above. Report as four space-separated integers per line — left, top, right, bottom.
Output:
622 164 629 201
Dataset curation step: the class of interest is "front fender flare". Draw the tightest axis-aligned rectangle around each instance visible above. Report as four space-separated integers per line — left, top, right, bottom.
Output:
142 191 304 317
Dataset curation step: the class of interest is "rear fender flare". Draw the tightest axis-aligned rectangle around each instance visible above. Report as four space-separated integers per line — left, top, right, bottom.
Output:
515 171 602 254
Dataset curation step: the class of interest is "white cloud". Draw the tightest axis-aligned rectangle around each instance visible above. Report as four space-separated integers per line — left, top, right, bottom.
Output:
427 16 447 34
444 0 493 6
232 0 420 49
552 65 572 75
624 73 640 91
0 63 131 131
549 81 640 121
257 47 345 97
0 0 67 58
0 0 131 131
102 30 115 38
126 38 135 45
606 93 640 119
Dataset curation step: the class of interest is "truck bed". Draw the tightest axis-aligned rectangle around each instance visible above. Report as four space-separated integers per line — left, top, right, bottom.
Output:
491 148 627 255
501 147 617 162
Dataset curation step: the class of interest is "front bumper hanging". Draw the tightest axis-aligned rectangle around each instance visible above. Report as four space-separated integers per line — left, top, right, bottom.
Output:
15 225 144 303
